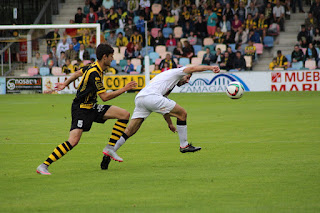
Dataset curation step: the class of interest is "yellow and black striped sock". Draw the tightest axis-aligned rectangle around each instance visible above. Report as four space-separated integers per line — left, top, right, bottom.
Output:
43 141 73 166
108 119 128 146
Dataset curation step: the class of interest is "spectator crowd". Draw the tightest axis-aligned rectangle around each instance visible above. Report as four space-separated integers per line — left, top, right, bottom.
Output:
34 0 320 75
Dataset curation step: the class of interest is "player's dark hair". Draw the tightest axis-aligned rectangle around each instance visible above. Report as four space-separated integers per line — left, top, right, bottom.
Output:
96 43 114 60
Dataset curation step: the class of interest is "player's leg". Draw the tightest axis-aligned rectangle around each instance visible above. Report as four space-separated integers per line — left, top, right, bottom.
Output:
101 105 130 162
36 129 83 175
114 118 144 151
168 104 201 153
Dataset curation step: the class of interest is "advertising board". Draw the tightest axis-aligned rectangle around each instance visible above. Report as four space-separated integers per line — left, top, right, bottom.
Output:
6 77 42 93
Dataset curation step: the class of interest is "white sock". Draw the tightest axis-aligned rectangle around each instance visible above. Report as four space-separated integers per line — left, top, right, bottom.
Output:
114 136 126 151
177 125 189 148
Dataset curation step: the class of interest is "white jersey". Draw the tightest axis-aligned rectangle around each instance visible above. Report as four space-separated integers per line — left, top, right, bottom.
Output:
136 67 187 98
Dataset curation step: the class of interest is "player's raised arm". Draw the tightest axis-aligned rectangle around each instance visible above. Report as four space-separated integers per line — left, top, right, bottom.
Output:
183 65 220 74
98 81 137 102
55 70 83 91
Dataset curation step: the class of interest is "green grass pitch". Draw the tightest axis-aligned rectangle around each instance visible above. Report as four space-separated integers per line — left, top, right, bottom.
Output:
0 92 319 212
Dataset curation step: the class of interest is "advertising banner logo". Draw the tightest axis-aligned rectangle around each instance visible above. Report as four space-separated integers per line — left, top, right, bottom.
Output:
6 77 42 93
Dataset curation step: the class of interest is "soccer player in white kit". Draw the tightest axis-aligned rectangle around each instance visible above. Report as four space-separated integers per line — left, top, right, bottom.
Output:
101 65 220 168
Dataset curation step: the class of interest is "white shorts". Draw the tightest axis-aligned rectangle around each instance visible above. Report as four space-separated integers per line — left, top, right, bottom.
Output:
131 95 176 119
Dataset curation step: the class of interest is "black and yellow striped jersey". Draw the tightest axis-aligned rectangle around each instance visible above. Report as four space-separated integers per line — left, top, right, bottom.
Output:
73 62 106 109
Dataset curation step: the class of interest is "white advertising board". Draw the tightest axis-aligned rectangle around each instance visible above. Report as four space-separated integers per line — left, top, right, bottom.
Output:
42 76 80 94
172 70 320 93
172 71 270 93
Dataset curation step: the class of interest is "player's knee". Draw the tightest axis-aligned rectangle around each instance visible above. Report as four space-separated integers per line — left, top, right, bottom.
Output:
179 110 187 121
120 110 130 120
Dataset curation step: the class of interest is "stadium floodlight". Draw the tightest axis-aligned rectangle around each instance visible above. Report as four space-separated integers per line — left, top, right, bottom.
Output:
0 24 100 63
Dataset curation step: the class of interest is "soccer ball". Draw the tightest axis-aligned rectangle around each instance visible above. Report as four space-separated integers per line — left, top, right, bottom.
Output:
226 82 244 99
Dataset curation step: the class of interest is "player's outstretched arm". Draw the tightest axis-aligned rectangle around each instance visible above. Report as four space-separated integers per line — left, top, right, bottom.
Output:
183 65 220 74
99 81 137 102
55 70 83 91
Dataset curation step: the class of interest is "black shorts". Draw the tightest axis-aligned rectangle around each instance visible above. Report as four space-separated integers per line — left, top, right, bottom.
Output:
70 103 112 132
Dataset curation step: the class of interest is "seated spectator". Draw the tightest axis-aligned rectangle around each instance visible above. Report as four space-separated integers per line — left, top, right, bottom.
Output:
269 57 277 70
166 34 176 47
116 32 128 47
34 52 43 68
244 40 256 68
180 6 191 27
154 13 165 29
244 13 257 33
159 53 177 69
151 64 161 74
124 59 134 73
154 31 166 46
51 46 58 62
46 52 58 70
190 4 201 22
313 28 320 46
173 41 184 59
291 45 305 63
249 30 261 43
143 30 155 47
194 16 207 39
256 13 268 39
226 46 235 61
274 50 288 69
78 44 90 61
65 44 78 60
124 42 135 59
74 58 84 71
182 22 194 38
161 62 170 72
202 47 215 65
130 30 143 45
213 48 222 63
71 38 80 52
213 27 225 43
106 31 117 47
273 0 285 31
305 12 318 34
224 31 235 45
182 40 195 59
233 51 246 71
234 27 248 45
305 43 319 63
165 11 175 27
297 25 312 48
219 15 231 33
90 0 100 12
187 32 197 46
62 59 76 74
219 51 234 71
133 43 143 59
86 7 98 23
58 52 66 67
